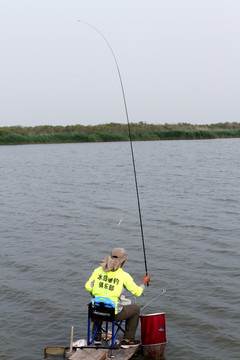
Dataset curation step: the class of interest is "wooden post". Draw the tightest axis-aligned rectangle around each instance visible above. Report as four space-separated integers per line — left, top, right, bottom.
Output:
70 326 74 353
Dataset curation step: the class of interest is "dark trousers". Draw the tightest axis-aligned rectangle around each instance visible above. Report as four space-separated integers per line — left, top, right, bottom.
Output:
114 304 140 340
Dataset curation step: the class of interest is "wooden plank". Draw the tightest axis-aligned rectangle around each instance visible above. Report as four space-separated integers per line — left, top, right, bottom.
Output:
110 345 140 360
68 345 140 360
69 348 108 360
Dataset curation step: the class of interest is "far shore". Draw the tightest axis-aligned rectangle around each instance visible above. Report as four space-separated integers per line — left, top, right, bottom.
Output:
1 122 240 145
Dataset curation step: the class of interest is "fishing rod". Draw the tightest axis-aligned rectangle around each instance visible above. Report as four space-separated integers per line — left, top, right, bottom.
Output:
78 20 148 277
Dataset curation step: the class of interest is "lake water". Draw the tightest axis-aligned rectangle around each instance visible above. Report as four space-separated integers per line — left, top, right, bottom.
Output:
1 139 240 360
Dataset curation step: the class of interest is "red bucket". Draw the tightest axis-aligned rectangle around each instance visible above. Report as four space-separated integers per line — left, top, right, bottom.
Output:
140 313 167 358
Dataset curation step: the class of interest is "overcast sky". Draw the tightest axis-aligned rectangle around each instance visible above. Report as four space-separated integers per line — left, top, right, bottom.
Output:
0 0 239 127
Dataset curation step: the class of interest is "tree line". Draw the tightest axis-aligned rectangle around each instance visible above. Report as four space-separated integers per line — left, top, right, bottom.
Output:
1 122 240 145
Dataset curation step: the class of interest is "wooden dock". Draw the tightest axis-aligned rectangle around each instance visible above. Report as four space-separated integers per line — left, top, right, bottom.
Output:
68 345 140 360
45 344 140 360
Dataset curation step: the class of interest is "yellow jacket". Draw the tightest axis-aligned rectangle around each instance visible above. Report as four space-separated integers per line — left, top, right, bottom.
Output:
85 266 144 313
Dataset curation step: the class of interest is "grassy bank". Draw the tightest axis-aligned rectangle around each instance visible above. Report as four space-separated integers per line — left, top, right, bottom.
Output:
1 122 240 145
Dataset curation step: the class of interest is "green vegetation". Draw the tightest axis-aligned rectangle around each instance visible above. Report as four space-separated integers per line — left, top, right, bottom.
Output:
0 122 240 145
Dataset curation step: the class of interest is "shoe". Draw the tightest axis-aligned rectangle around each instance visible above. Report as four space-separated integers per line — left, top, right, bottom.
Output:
93 339 102 345
93 336 102 345
120 339 141 348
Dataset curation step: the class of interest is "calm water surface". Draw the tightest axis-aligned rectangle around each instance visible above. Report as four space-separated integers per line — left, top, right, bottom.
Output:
1 139 240 360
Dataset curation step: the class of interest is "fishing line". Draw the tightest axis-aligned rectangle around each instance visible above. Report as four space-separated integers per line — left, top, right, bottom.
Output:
140 288 178 312
78 20 148 276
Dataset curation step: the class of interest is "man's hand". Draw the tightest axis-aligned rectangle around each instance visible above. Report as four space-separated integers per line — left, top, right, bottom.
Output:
142 274 151 286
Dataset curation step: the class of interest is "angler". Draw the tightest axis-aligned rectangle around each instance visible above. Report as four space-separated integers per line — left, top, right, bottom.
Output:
85 247 150 348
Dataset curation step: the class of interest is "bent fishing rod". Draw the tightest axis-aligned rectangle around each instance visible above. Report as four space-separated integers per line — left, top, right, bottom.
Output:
78 20 148 277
